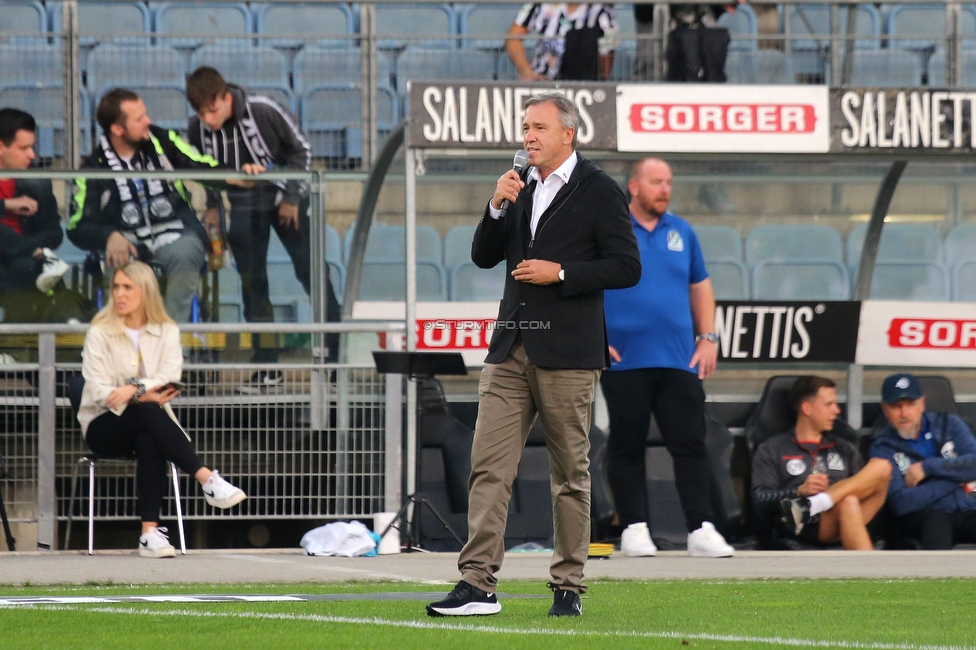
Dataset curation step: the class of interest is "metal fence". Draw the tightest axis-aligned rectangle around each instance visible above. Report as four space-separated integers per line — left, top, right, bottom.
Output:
3 1 976 170
0 322 405 551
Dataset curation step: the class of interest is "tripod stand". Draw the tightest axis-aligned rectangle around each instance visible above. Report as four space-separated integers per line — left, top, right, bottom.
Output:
373 351 468 552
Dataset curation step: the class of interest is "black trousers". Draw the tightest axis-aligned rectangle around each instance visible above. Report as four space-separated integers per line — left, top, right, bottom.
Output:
0 254 41 323
85 403 205 522
226 191 340 362
600 367 714 532
889 509 976 550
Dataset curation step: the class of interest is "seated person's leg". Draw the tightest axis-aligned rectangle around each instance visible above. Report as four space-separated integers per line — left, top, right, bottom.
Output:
152 235 206 323
824 458 891 521
0 254 42 322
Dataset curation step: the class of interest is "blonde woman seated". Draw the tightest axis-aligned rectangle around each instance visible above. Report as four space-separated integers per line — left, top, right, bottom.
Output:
78 260 246 558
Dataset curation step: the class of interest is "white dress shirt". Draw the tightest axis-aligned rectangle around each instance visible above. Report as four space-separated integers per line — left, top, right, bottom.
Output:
489 151 579 237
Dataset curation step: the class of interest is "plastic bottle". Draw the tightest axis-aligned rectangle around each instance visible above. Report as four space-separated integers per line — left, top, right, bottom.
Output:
207 219 224 271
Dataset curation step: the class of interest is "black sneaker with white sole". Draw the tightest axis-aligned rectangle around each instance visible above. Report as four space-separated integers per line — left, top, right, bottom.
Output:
780 497 812 536
547 585 582 617
237 370 284 395
426 580 501 617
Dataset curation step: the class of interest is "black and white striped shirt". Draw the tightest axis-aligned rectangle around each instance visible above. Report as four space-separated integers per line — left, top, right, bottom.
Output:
514 3 618 80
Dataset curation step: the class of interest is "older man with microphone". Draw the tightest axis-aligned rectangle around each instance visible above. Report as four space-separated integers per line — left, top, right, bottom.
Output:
426 91 641 619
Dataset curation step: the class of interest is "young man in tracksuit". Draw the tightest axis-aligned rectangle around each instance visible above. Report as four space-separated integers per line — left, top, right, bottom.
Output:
70 89 228 323
870 373 976 549
186 66 340 392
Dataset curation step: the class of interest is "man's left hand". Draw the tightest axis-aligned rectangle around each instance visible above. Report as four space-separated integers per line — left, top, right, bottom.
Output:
278 201 300 230
690 339 718 379
905 461 926 488
513 260 561 285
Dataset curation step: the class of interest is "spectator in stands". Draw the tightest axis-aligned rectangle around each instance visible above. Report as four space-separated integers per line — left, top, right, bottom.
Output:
506 3 618 81
186 67 341 393
754 376 891 550
78 260 246 558
633 3 743 80
69 89 237 323
870 373 976 549
0 108 65 322
601 157 734 559
426 92 640 618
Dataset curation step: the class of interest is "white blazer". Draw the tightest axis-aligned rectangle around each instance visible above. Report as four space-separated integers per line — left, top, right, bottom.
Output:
78 321 185 438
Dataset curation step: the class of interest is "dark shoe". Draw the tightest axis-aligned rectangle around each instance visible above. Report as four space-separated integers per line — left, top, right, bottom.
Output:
237 370 284 395
780 497 812 536
426 580 501 617
547 584 582 617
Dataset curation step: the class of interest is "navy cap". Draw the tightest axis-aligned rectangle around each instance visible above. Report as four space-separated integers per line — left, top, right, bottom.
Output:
881 373 923 404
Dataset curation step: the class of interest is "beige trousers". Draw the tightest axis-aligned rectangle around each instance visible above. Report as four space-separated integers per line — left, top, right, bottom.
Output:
458 341 600 595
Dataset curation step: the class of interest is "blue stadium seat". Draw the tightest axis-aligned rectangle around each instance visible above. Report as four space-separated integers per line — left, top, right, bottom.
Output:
444 225 478 270
51 2 151 45
847 223 944 265
328 261 345 302
0 1 47 41
154 2 251 48
458 3 519 49
293 46 393 93
928 50 976 85
782 4 881 78
610 43 636 82
57 228 88 265
343 224 442 264
752 260 851 300
725 50 793 84
952 260 976 301
0 86 91 157
301 84 397 160
695 225 743 263
375 4 456 49
253 2 355 48
325 224 343 263
745 224 844 265
396 47 495 87
842 50 923 86
707 261 750 300
865 261 950 300
217 265 243 322
886 4 976 51
945 224 976 267
0 43 63 87
268 259 311 322
450 262 506 301
717 4 759 51
86 44 186 97
359 261 447 301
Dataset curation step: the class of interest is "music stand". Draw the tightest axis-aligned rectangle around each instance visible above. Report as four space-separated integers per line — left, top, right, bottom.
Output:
372 351 467 551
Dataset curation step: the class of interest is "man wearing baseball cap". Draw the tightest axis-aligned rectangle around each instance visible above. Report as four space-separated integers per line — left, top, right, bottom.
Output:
870 373 976 549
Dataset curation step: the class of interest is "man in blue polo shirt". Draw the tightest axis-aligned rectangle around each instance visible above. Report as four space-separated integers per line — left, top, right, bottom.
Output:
602 157 734 558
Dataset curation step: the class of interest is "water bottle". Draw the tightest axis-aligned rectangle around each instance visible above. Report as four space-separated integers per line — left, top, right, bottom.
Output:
207 219 224 271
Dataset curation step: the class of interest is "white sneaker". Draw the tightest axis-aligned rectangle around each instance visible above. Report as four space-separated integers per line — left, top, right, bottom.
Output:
139 526 176 558
202 470 247 509
620 522 657 557
687 522 734 558
35 248 69 293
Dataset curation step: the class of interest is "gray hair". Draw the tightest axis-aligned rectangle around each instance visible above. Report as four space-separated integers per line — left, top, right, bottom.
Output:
523 91 580 147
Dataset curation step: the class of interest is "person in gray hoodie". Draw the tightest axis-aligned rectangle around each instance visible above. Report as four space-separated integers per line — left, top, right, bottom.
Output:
870 373 976 549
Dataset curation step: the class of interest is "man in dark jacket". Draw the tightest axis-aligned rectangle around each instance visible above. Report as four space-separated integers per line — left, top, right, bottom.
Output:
426 92 641 619
0 108 64 322
753 376 890 550
69 89 228 322
870 373 976 549
186 67 340 392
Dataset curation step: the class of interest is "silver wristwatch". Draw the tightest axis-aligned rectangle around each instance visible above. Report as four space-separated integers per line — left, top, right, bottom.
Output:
696 332 718 343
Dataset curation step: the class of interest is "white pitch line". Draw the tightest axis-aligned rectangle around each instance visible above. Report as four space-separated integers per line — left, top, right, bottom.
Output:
12 605 973 650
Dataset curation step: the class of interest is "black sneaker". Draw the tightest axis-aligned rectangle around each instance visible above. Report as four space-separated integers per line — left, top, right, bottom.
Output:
237 370 284 395
426 580 501 617
547 584 582 617
780 497 812 536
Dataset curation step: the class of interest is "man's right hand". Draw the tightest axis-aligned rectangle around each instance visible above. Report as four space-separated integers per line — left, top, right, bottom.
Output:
797 472 829 497
4 196 38 217
490 170 524 211
106 231 138 268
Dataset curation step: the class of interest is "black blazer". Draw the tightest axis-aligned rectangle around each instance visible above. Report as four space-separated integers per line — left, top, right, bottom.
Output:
471 154 641 369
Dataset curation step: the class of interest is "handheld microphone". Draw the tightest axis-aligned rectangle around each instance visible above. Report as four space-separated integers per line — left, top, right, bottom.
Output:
498 149 529 218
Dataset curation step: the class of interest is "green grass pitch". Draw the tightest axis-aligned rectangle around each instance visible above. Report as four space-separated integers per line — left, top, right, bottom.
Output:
1 579 973 649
